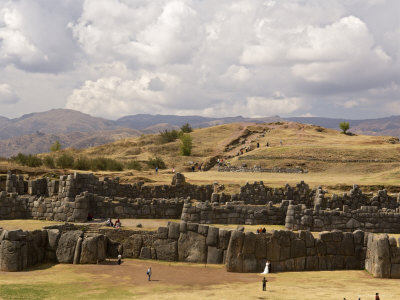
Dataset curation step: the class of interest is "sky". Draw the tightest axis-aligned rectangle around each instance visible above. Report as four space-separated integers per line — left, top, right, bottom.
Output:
0 0 399 120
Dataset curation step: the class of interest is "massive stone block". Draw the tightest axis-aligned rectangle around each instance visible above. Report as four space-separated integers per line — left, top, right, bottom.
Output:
178 231 207 263
80 234 107 264
153 239 178 261
225 230 244 272
122 234 143 258
207 246 223 264
56 230 83 263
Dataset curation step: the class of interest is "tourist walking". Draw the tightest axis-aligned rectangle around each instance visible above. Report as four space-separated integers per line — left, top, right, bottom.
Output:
155 166 158 174
117 254 122 265
375 293 380 300
147 267 152 281
262 277 267 291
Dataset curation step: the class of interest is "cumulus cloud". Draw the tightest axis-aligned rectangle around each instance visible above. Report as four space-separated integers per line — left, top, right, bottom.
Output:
0 84 19 104
0 0 399 119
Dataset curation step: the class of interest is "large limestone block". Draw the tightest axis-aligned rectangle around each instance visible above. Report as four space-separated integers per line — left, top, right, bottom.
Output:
207 246 223 264
80 234 107 264
206 226 219 247
168 222 180 240
56 231 83 263
390 264 400 278
340 233 355 256
46 229 60 250
242 232 256 255
122 234 143 258
305 256 319 271
291 239 306 258
178 231 207 263
254 234 267 259
0 240 26 271
218 230 231 250
153 239 178 261
225 230 244 272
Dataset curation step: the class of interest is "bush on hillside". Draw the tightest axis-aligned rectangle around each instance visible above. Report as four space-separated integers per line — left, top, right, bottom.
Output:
50 140 61 152
146 157 166 169
56 153 75 169
339 121 350 134
11 153 43 167
43 156 55 168
180 123 193 133
73 157 91 170
158 129 179 144
126 160 142 171
90 157 123 171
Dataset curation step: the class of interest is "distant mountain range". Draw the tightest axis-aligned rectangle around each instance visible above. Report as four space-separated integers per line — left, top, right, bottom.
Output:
0 108 399 157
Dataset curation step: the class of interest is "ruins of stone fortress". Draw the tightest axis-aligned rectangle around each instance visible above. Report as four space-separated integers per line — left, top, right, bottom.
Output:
1 171 400 279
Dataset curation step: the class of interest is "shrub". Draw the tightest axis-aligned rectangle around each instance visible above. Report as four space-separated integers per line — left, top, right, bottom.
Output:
339 121 350 134
180 123 193 133
158 129 179 144
147 157 166 169
74 157 91 170
11 153 43 167
43 156 55 168
126 160 142 171
56 153 75 169
90 157 123 171
50 140 61 152
179 134 192 156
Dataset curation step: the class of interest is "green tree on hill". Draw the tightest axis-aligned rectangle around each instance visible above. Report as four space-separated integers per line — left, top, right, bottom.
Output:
50 140 61 152
180 123 193 133
180 134 192 156
339 122 350 134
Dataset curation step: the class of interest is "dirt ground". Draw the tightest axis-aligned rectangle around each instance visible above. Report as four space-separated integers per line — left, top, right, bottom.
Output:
1 259 398 300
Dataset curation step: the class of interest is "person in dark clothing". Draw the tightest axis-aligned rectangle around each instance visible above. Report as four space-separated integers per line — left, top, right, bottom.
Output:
87 213 93 221
262 277 267 291
262 227 266 233
117 254 122 265
375 293 380 300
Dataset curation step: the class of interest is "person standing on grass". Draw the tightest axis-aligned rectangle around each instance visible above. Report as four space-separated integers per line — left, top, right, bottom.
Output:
147 267 152 281
117 254 122 265
375 293 380 300
155 166 158 174
262 277 267 291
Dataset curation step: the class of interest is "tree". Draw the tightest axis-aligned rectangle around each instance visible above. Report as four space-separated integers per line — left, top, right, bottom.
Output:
50 140 61 152
179 134 192 156
158 129 179 144
56 153 74 168
180 123 193 133
339 122 350 134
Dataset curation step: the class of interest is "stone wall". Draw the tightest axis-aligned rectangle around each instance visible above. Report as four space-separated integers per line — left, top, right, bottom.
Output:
57 172 213 201
101 221 231 265
0 191 184 222
181 199 288 225
365 233 400 278
226 229 367 274
285 204 400 233
218 166 307 173
0 227 108 271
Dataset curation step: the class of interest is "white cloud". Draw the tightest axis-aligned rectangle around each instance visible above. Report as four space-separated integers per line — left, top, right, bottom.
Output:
0 84 19 104
0 0 399 119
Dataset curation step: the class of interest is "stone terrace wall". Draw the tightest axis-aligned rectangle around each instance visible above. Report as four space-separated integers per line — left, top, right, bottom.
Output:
285 204 400 233
237 181 314 205
101 221 232 265
226 229 367 274
218 166 307 173
181 199 288 225
365 233 400 278
58 173 213 201
0 191 184 222
0 227 108 271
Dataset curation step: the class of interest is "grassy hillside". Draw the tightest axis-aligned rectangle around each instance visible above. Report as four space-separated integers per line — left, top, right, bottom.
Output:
2 121 400 191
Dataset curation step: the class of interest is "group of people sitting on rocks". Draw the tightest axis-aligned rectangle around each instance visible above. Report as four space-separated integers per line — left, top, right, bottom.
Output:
256 227 267 234
106 218 122 228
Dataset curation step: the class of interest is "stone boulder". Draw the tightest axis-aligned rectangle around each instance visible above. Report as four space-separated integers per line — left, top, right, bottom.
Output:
0 240 26 271
178 231 207 263
80 234 107 264
122 234 143 258
206 226 219 247
153 239 178 261
207 246 223 264
225 230 244 272
56 230 83 263
171 173 185 185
